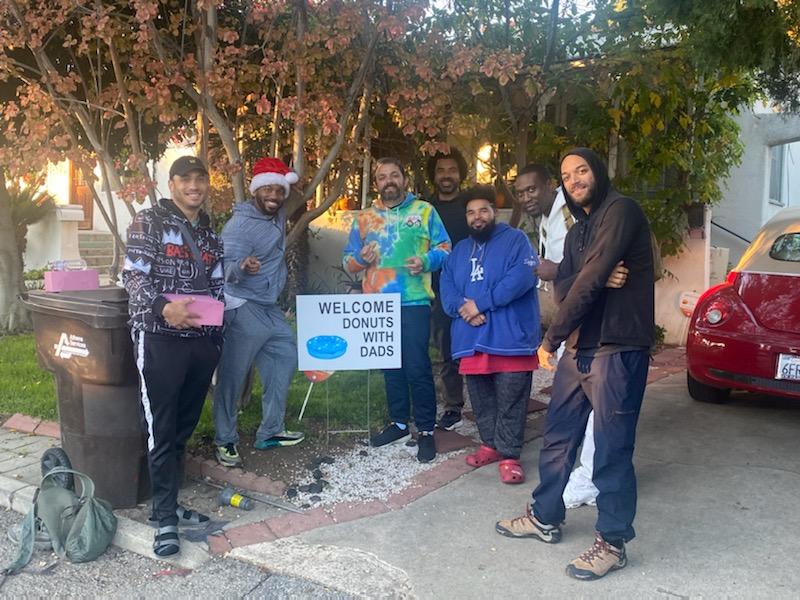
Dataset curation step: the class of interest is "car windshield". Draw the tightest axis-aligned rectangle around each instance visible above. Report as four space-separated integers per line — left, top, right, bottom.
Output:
769 233 800 262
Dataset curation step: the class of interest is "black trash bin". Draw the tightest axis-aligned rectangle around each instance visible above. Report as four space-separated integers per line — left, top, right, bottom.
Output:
21 286 150 508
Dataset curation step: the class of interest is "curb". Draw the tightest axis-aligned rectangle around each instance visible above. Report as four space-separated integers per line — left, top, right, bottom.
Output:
208 450 477 553
2 415 288 498
0 472 211 570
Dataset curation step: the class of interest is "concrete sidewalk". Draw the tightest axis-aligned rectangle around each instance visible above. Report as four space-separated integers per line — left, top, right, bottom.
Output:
229 372 800 598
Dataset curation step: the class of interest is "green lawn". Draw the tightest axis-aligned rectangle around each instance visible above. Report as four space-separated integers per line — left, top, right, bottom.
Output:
0 334 387 444
0 334 58 420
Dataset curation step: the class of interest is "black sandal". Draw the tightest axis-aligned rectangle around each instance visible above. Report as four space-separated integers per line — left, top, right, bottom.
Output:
176 506 210 525
153 525 180 557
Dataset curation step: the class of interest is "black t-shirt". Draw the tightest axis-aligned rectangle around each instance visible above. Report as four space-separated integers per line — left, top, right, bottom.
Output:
430 191 470 247
429 191 470 292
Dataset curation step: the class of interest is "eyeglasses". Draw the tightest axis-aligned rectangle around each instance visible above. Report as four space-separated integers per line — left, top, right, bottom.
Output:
514 186 538 197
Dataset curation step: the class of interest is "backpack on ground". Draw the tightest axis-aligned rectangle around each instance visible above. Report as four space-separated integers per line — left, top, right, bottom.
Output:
4 467 117 575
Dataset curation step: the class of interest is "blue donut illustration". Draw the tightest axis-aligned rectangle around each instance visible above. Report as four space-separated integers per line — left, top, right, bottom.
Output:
307 335 348 360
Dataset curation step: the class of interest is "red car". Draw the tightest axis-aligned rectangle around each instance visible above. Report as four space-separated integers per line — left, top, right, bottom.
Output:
686 207 800 403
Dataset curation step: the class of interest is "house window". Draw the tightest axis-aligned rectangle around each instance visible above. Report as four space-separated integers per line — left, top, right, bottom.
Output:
768 144 786 206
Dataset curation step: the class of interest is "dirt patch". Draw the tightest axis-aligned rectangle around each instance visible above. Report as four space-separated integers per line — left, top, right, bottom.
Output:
192 422 364 489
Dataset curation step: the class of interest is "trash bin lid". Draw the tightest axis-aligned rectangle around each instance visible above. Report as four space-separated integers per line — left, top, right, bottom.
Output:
22 286 131 329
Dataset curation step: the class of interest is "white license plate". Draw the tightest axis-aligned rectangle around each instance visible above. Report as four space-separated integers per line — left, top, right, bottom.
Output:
776 354 800 381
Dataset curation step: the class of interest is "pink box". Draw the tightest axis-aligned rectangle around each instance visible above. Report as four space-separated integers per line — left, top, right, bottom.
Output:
44 269 100 292
163 294 224 326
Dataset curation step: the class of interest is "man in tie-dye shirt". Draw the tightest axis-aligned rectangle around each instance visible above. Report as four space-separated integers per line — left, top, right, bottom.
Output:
343 157 451 463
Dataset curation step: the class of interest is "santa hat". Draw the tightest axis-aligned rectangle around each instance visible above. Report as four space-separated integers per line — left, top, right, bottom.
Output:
249 157 299 196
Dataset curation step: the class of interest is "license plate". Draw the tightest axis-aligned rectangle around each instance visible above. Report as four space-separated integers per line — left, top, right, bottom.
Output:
776 354 800 381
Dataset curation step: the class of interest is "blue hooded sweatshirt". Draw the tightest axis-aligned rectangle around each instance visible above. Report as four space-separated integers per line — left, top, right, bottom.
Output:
221 201 287 305
440 222 541 358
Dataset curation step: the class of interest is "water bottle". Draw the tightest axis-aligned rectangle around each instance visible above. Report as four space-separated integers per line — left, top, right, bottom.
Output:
218 487 254 510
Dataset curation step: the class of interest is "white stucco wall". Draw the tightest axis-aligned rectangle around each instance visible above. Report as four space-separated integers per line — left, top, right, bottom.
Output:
23 205 84 270
24 145 199 271
713 107 800 264
91 145 196 234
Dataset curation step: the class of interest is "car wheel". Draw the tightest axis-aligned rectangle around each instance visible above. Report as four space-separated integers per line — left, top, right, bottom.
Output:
687 372 731 404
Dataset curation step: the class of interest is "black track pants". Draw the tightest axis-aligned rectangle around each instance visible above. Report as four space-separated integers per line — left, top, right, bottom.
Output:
133 331 220 523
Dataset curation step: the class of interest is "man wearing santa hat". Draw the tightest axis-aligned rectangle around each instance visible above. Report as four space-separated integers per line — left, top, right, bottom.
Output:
212 157 304 467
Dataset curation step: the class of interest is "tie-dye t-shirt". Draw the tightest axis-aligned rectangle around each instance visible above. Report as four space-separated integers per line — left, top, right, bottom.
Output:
343 193 451 305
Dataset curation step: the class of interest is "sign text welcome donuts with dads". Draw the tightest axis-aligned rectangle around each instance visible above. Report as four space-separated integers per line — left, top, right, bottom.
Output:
296 293 402 370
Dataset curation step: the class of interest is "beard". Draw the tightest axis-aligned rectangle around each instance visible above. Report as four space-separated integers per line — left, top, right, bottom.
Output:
379 184 404 204
569 182 596 207
436 178 458 195
469 220 496 243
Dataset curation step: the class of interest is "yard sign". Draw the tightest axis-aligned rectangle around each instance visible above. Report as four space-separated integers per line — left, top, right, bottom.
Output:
296 293 401 370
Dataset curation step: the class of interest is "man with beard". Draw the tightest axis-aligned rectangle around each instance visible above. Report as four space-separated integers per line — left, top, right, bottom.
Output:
213 157 304 468
513 164 629 511
439 186 540 484
426 149 470 431
124 155 224 556
343 157 451 462
495 148 655 581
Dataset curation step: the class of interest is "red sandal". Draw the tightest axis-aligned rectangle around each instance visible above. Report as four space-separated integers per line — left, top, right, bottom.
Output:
465 445 502 467
498 459 525 484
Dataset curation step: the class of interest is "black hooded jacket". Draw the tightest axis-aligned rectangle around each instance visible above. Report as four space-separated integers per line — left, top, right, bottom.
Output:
542 148 655 353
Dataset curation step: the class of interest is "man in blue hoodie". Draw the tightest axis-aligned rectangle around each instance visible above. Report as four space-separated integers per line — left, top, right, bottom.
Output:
440 186 541 484
212 157 304 467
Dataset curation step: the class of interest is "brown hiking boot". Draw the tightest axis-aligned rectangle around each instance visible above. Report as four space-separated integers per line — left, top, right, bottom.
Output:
565 534 627 580
495 504 561 543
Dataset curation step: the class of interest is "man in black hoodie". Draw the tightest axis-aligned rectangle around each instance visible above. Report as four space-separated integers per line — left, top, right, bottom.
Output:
495 148 654 581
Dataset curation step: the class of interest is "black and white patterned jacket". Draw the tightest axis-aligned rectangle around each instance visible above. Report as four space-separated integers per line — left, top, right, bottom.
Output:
122 198 224 337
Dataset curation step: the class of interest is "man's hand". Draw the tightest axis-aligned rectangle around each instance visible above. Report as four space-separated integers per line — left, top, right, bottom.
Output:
240 255 261 274
605 261 629 289
162 298 202 329
360 241 378 265
537 345 557 371
405 256 423 275
535 259 559 281
468 313 486 327
458 298 481 321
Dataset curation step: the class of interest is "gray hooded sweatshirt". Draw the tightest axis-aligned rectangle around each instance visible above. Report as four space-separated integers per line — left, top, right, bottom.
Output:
221 201 287 306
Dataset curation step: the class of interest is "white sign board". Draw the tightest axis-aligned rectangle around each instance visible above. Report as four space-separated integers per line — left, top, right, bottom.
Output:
296 293 402 371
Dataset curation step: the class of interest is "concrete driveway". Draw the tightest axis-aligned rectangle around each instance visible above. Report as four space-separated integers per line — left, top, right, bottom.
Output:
263 372 800 598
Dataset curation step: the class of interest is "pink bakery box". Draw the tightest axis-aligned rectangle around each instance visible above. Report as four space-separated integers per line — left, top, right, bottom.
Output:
163 294 224 326
44 269 100 292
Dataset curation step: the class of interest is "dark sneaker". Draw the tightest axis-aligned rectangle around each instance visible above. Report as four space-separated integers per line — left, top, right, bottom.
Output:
370 423 411 447
417 431 436 463
565 534 627 580
495 504 562 543
436 410 463 431
254 430 305 450
215 443 242 467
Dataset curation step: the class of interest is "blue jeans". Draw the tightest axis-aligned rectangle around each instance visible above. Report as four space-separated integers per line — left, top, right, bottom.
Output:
213 302 297 445
532 350 649 543
382 305 436 432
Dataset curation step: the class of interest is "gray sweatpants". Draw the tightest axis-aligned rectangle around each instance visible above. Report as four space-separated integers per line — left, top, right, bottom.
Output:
213 302 297 445
466 370 532 459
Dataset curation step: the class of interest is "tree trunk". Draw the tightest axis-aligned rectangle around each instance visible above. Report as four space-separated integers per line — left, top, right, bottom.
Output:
0 172 30 333
292 1 307 178
514 120 529 172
